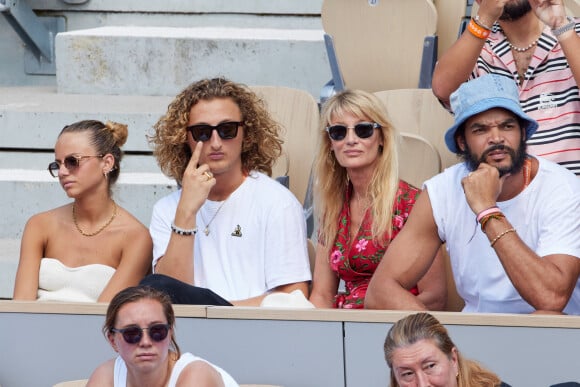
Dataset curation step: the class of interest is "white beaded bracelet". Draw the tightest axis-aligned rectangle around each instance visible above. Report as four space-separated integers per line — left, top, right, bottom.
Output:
171 221 197 236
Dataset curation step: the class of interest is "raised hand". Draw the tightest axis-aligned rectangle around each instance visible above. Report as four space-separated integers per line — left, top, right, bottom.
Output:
476 0 511 26
529 0 568 28
461 163 509 214
176 141 215 222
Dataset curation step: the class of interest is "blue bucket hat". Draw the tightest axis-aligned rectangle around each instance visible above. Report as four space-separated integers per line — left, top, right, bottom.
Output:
444 74 538 153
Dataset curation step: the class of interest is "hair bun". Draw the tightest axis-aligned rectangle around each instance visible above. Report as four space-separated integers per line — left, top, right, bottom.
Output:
105 121 129 147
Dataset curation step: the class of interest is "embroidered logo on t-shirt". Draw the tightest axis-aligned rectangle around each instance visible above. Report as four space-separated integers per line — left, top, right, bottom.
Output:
538 93 557 110
231 225 242 237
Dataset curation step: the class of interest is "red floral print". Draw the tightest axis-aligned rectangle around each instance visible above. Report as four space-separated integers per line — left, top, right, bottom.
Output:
330 180 420 308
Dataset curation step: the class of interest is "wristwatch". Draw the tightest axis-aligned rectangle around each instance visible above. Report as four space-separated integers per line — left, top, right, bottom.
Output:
552 16 576 37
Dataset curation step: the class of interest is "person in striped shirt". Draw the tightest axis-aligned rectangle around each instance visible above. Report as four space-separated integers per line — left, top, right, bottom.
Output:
432 0 580 176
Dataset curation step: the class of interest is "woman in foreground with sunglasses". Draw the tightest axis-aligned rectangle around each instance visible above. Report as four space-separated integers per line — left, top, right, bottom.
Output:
87 285 239 386
13 120 151 302
309 90 446 309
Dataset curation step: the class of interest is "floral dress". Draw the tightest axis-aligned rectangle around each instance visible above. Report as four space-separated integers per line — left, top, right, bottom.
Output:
329 180 420 308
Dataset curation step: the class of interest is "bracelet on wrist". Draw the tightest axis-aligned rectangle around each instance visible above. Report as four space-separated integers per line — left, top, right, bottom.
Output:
474 14 493 31
171 221 197 236
476 206 501 223
490 228 516 247
480 213 505 233
467 18 491 40
552 16 575 37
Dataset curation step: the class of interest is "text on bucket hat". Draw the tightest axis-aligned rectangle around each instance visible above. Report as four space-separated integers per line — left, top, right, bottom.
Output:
444 74 538 153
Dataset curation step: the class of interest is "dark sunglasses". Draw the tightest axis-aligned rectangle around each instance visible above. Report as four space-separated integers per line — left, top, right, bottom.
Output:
111 323 170 344
47 154 103 178
186 121 242 142
326 122 381 141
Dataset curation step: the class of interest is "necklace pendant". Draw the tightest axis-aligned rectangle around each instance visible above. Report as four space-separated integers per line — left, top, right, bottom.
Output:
204 227 210 236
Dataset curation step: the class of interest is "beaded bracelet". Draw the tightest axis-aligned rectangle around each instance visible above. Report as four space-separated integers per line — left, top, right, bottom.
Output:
467 18 491 40
480 212 505 233
171 221 197 236
490 228 516 247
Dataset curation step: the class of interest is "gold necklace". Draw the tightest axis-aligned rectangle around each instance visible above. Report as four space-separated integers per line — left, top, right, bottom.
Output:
201 198 229 236
72 200 117 237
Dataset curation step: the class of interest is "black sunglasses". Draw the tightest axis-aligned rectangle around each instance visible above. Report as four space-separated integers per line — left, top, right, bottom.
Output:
325 122 381 141
186 121 242 142
111 323 170 344
47 154 104 178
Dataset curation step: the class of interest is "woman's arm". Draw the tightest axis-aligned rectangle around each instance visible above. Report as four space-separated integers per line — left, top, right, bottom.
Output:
309 243 340 308
97 223 152 302
13 214 46 300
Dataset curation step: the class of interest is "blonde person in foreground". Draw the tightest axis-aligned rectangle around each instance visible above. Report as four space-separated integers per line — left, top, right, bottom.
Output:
366 74 580 314
308 89 446 310
87 285 239 386
14 120 151 302
384 313 510 386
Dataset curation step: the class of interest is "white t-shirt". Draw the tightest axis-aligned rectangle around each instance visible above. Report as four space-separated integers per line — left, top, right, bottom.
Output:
113 352 239 387
150 171 311 301
425 157 580 314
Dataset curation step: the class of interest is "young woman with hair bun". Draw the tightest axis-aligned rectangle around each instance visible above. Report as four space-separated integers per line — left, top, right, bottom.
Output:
14 119 152 302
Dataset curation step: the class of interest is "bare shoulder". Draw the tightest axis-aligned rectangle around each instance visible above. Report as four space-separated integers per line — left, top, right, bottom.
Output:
177 360 225 387
117 206 148 230
86 358 115 387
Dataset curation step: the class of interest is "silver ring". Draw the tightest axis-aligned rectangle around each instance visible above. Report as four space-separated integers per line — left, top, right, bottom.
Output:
203 171 213 180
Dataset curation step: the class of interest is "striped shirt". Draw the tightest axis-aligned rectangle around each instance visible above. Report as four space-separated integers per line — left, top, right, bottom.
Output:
470 20 580 176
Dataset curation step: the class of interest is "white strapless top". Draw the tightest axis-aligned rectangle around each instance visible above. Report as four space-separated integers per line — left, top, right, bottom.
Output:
37 258 115 302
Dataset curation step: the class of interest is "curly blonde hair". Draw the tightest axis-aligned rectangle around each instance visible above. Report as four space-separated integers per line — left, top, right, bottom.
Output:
148 78 283 184
384 313 503 387
314 89 400 251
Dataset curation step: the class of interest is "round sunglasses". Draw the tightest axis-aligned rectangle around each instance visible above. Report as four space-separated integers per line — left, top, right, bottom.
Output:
111 323 170 344
186 121 242 142
325 122 381 141
47 154 103 178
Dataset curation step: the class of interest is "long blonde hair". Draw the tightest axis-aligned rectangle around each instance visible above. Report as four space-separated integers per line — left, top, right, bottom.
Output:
384 313 503 387
314 89 399 251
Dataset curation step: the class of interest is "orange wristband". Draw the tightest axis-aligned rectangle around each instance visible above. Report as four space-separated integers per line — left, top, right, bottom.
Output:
467 18 491 40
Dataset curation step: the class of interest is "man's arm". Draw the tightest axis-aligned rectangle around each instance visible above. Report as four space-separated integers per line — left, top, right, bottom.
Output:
529 0 580 86
464 162 580 312
482 217 579 312
365 190 444 310
431 0 507 105
154 141 214 283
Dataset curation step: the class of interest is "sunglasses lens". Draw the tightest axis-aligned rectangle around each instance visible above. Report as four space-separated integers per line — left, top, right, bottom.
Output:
216 122 239 139
354 123 376 139
47 162 59 177
149 324 169 342
189 125 213 142
121 327 143 344
64 156 81 170
327 125 347 141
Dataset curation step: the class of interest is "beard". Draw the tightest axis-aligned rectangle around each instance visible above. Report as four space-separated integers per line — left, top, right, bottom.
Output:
460 138 527 177
499 1 532 21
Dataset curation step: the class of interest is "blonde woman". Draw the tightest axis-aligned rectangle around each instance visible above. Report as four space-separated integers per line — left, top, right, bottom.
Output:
384 313 510 386
14 120 151 302
309 90 446 309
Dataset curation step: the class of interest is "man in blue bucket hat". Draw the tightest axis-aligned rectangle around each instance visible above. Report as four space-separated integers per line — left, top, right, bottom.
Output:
366 74 580 314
